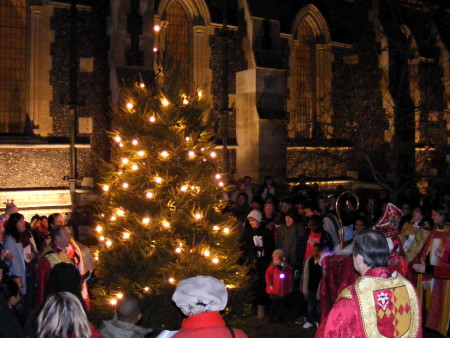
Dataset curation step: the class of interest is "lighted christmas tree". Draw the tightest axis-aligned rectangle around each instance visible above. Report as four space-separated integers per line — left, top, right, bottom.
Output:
92 68 249 329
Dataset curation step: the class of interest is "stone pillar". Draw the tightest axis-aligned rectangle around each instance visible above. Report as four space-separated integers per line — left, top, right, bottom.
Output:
193 25 212 93
236 68 286 183
29 4 54 136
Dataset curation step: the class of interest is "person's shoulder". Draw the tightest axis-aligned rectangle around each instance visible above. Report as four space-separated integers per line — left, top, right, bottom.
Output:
337 286 353 301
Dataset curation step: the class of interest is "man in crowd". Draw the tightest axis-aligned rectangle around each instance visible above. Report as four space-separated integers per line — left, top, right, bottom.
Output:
36 226 89 308
316 229 422 337
101 293 152 338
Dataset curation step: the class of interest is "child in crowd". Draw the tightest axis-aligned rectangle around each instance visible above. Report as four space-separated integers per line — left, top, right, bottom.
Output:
304 215 333 259
265 249 293 322
301 243 323 329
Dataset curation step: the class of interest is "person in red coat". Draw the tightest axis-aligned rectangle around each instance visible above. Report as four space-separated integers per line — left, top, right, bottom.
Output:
265 249 293 322
316 230 422 338
158 276 247 338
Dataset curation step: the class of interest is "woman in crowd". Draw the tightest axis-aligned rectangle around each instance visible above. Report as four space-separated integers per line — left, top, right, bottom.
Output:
37 291 100 338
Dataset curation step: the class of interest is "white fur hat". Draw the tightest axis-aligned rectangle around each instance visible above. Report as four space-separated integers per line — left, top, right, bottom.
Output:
172 276 228 316
247 209 262 222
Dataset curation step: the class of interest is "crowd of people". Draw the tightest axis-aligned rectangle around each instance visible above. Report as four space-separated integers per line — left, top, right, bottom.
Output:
0 174 449 337
226 175 450 336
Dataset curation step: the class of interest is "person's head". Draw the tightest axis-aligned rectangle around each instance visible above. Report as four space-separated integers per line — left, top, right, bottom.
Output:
317 197 327 213
0 278 20 308
367 198 376 211
303 201 320 218
263 202 274 217
51 226 71 249
412 207 424 223
247 210 262 229
116 293 143 325
274 210 284 225
308 215 323 233
244 176 252 185
272 249 284 265
400 203 411 217
431 204 447 227
264 176 274 186
48 213 65 230
5 213 25 242
7 275 23 290
285 209 297 227
5 201 18 216
354 216 369 233
250 196 262 210
296 202 305 216
236 193 248 207
172 276 228 317
353 230 389 276
39 216 49 230
37 292 91 338
311 243 323 259
279 201 291 214
44 263 84 310
30 214 41 228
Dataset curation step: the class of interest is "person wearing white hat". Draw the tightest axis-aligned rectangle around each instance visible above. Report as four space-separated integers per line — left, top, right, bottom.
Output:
238 210 275 319
157 276 247 338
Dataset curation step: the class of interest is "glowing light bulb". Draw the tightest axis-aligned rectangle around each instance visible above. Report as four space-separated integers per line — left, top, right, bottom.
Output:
201 148 205 151
99 236 105 241
132 139 138 146
131 164 138 170
153 47 158 52
210 151 217 158
144 287 149 292
119 143 123 148
140 83 145 88
95 256 99 261
168 278 175 284
188 151 195 158
185 136 190 141
117 209 125 217
110 216 116 221
116 293 123 299
138 150 145 157
96 225 103 233
110 299 117 305
161 151 169 158
126 102 134 110
114 136 121 142
280 273 285 279
146 192 154 199
203 159 206 162
183 98 189 105
215 174 221 179
154 25 160 32
195 213 202 220
106 240 112 247
213 226 220 231
101 213 105 217
223 227 230 234
163 220 170 228
180 185 188 192
219 182 224 187
117 171 122 176
175 247 182 254
197 90 203 97
122 232 130 239
212 258 219 264
155 177 162 184
142 217 150 224
122 158 129 164
204 250 210 257
102 185 109 192
161 98 169 107
122 183 129 189
149 116 156 123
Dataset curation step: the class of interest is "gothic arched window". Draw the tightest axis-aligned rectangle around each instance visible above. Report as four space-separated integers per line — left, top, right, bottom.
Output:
0 0 27 134
164 1 192 88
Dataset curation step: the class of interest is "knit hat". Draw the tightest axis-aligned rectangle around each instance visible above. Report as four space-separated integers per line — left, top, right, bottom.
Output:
247 210 262 222
272 249 284 257
172 276 228 316
285 209 298 221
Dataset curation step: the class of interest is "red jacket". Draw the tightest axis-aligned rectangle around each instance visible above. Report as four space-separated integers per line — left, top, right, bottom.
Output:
173 312 247 338
265 262 293 297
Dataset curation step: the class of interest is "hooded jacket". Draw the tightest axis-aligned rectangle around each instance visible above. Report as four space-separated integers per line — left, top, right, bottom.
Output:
101 317 152 338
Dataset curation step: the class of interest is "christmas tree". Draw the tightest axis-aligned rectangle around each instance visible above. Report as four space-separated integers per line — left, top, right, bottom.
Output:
92 68 249 329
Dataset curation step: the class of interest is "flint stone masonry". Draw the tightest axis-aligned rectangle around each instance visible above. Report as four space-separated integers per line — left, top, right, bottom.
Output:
0 145 94 189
